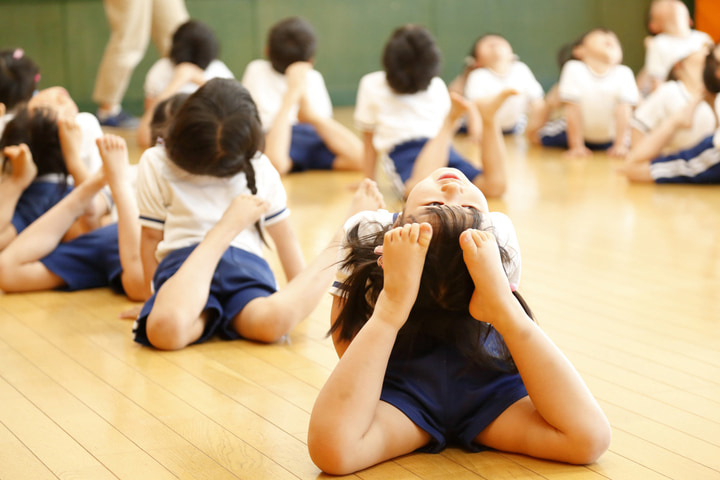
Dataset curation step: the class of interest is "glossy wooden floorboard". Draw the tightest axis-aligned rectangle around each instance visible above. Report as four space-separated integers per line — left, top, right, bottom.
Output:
0 110 718 479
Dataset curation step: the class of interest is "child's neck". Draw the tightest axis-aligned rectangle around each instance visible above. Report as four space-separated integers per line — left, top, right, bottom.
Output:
584 57 612 76
663 22 691 37
488 59 513 76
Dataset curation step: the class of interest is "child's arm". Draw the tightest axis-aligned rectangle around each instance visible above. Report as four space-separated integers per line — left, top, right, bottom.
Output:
140 226 162 294
563 102 592 157
265 217 305 281
308 223 434 475
96 135 149 301
361 131 377 180
608 103 633 157
459 230 610 465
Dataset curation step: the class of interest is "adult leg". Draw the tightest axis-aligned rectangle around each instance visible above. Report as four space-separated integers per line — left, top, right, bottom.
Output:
150 0 189 56
92 0 151 114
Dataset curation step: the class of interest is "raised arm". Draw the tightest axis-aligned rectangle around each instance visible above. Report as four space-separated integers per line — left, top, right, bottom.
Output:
265 217 305 281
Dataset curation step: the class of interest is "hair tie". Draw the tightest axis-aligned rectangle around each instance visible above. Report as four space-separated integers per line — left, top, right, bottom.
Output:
13 48 24 60
34 73 41 83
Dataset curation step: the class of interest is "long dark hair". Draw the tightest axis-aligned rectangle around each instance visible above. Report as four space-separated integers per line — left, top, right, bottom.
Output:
331 205 534 372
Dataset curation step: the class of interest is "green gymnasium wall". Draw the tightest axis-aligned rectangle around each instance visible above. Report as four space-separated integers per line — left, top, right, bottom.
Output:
0 0 656 114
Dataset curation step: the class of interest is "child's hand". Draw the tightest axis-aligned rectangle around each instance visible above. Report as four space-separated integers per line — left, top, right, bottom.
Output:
607 143 628 158
175 62 206 86
285 62 311 91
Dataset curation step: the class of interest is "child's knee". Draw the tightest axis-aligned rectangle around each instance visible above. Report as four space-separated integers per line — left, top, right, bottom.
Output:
145 311 192 350
234 298 296 343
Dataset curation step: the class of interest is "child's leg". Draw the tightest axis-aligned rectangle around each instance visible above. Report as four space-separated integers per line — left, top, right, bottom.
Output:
297 95 364 171
471 89 518 197
460 230 610 464
0 144 37 251
232 179 386 343
264 62 311 174
528 84 559 145
0 171 106 291
308 222 433 475
404 92 471 193
145 195 269 350
96 134 148 301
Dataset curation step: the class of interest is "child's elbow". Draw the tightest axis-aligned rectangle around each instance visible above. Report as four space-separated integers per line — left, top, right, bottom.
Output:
307 433 357 476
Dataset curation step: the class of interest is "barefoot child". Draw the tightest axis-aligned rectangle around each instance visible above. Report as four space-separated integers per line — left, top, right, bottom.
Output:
307 168 611 474
0 134 147 301
241 17 363 174
133 78 384 350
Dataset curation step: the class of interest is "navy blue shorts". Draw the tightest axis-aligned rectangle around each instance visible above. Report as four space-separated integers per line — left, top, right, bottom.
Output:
289 123 336 172
39 224 124 292
650 135 720 184
381 342 528 453
538 119 612 150
12 181 72 233
388 138 483 185
133 245 277 346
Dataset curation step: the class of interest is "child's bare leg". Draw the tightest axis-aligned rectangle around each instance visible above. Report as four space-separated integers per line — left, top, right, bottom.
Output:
0 171 106 292
264 61 311 174
97 134 148 301
528 85 558 145
0 144 37 250
145 195 269 350
404 92 471 194
472 89 517 198
308 223 433 475
297 95 364 171
233 179 386 343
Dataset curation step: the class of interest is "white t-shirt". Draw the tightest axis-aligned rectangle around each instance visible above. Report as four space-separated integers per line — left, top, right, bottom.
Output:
712 95 720 149
558 60 640 143
465 61 544 131
143 58 235 99
0 111 14 138
632 80 716 153
241 59 333 131
644 30 713 81
136 145 290 262
330 209 522 297
354 71 450 153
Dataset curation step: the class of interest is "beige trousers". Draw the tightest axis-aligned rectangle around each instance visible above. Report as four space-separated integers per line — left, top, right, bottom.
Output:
92 0 189 107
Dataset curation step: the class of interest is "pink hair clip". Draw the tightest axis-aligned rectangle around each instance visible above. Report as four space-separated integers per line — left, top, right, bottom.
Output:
13 48 24 60
34 73 41 83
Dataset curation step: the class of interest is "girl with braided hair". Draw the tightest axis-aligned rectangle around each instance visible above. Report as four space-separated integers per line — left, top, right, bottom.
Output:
133 78 386 350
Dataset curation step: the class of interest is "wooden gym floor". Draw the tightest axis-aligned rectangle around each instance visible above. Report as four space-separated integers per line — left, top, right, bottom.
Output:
0 108 719 479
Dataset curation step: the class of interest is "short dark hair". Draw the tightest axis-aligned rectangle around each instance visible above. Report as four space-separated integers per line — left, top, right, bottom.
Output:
267 17 317 74
703 47 720 93
149 92 190 146
0 49 40 111
1 107 67 179
169 20 220 70
382 25 441 94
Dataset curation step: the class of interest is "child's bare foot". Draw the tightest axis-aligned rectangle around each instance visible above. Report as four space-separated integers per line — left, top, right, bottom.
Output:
377 223 433 327
475 88 518 122
218 194 270 237
284 61 311 105
347 179 385 217
448 91 473 126
460 229 515 324
616 162 653 182
96 134 129 189
58 115 84 174
4 144 37 188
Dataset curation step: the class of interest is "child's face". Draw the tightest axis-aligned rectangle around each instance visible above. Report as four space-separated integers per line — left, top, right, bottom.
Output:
28 86 78 119
650 0 690 34
404 168 489 218
581 30 623 65
474 35 513 68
